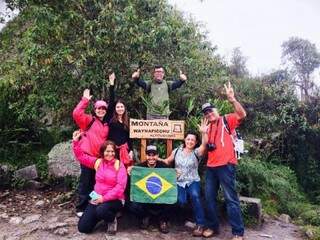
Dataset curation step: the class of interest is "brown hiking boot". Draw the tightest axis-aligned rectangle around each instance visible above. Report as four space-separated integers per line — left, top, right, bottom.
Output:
159 221 169 234
192 225 204 237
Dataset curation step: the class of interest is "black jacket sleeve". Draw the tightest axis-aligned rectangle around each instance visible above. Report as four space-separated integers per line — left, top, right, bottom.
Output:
169 78 185 91
134 78 150 92
104 85 115 123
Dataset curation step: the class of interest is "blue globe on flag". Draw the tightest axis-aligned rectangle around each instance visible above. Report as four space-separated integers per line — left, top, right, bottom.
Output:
146 176 162 195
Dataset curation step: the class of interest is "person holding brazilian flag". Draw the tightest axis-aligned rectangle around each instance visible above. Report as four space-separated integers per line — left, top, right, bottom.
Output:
127 145 174 233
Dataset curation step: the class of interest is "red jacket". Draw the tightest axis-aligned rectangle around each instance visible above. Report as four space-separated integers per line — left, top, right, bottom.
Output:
72 97 109 157
73 141 127 202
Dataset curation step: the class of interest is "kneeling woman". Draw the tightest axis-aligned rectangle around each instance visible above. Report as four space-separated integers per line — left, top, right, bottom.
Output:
72 131 127 234
161 119 208 237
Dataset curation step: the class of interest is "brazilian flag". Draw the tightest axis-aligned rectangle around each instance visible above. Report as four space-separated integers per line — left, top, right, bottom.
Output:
130 166 177 204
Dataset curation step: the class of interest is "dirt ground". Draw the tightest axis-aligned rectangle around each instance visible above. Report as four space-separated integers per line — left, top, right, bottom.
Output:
0 190 304 240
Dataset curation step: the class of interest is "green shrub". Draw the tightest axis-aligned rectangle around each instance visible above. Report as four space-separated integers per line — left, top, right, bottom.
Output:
237 156 304 214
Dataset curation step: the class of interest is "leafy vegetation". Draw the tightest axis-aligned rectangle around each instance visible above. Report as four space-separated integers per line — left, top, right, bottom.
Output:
1 0 320 237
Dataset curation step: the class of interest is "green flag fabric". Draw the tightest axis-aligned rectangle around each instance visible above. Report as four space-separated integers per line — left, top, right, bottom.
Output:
130 166 177 204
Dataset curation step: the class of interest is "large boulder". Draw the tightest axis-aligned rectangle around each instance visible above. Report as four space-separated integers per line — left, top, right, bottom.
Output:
48 141 80 178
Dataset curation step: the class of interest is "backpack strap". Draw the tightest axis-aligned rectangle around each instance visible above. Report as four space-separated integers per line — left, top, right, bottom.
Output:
94 158 120 171
94 158 102 171
193 151 201 162
173 146 201 163
85 117 95 132
223 116 231 135
114 159 120 171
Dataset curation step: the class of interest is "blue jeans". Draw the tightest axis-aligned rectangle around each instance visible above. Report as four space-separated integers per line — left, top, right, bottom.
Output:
205 164 244 236
177 181 205 226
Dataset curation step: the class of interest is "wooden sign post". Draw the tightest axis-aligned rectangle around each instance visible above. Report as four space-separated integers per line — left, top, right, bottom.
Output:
130 119 185 161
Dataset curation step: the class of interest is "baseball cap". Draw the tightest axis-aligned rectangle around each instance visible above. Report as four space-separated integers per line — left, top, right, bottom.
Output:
201 102 215 114
94 100 108 109
146 145 158 155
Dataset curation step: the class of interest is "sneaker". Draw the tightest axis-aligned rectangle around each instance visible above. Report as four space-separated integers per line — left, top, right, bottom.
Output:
140 217 150 230
192 225 204 237
185 220 196 229
76 211 83 218
231 236 244 240
159 221 169 234
202 228 217 238
107 218 117 235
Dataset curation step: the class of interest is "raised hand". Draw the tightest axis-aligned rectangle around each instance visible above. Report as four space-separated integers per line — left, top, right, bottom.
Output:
83 89 92 100
109 72 115 86
132 69 141 79
72 130 82 141
198 118 209 134
224 81 236 103
179 70 187 81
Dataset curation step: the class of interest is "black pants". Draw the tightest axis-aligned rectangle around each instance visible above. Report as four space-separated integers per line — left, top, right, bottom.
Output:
76 164 95 212
128 201 172 222
78 200 123 233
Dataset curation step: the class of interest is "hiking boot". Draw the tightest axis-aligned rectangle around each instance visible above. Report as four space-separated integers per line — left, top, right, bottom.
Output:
231 235 244 240
107 218 117 235
192 225 204 237
202 228 217 238
159 221 169 234
140 217 150 230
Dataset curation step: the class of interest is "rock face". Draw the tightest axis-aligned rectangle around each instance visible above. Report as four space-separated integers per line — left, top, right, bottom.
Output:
14 165 38 180
48 141 80 178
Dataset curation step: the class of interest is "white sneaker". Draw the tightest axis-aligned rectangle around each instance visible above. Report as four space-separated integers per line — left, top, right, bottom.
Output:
184 220 196 229
76 211 83 218
107 218 117 235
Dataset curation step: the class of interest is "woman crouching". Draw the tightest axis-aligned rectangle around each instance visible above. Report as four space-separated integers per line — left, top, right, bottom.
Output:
72 130 127 234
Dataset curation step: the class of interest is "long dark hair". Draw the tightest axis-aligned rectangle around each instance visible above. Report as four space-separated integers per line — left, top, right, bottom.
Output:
182 131 200 149
99 140 117 158
110 99 129 130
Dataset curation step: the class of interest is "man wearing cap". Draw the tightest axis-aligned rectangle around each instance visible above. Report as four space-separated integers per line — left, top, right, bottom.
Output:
127 145 172 233
131 65 187 119
202 82 246 240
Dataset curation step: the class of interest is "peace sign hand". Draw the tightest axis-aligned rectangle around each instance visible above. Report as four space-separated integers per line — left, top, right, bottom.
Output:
224 81 236 103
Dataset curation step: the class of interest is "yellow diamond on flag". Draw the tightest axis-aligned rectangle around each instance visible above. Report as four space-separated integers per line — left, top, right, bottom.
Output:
135 171 173 199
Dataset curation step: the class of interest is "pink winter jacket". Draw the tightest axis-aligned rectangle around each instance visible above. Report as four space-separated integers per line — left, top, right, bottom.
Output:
73 140 127 202
72 97 109 157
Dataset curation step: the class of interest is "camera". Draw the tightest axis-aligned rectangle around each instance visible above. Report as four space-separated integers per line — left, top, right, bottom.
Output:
207 143 216 152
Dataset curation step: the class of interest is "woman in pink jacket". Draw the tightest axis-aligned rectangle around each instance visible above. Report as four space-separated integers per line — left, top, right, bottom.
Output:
72 130 127 234
72 73 115 216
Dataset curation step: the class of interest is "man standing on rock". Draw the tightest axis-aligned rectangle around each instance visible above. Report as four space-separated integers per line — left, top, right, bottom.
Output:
131 65 187 119
202 82 246 240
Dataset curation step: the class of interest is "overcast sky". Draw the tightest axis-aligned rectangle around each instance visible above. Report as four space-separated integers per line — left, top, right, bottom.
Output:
169 0 320 77
1 0 320 77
